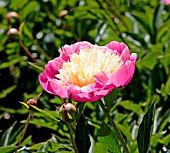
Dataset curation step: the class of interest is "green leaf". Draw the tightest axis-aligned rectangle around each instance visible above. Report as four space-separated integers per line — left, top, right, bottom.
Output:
19 22 25 38
21 135 32 145
153 3 164 33
150 133 163 147
137 101 156 153
30 142 45 150
0 106 29 114
130 140 138 153
137 51 162 70
27 119 58 131
94 142 107 153
117 123 133 141
75 115 91 153
0 122 17 146
0 57 26 69
19 1 40 20
118 100 143 116
104 88 122 108
97 121 121 153
9 0 29 10
30 105 59 122
0 85 16 99
27 62 43 73
156 20 170 43
0 146 17 153
131 12 152 38
124 32 148 47
20 102 29 109
159 133 170 146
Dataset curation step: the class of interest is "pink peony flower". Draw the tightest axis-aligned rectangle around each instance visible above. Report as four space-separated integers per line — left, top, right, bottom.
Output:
39 41 137 102
162 0 170 4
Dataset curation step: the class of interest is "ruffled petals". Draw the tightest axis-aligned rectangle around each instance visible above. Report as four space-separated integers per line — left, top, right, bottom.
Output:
106 41 127 55
39 41 137 102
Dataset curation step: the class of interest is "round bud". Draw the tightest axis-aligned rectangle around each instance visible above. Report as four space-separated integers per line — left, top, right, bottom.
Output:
7 28 19 35
59 103 77 122
6 12 19 22
59 10 68 18
27 99 37 106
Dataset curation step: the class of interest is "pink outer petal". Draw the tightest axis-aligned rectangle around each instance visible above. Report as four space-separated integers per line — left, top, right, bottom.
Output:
61 41 93 58
69 84 112 102
120 46 130 61
108 53 137 87
106 41 127 55
39 72 70 98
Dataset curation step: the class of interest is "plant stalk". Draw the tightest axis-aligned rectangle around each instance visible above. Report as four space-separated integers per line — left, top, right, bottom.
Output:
15 112 30 153
99 99 129 153
66 122 78 153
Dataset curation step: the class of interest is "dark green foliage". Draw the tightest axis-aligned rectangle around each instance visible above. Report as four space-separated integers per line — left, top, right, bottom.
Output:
75 115 91 153
137 101 156 153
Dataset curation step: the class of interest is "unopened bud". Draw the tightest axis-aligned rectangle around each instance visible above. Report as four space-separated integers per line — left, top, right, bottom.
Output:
7 28 19 35
59 10 68 18
59 103 77 122
6 12 19 22
27 99 37 106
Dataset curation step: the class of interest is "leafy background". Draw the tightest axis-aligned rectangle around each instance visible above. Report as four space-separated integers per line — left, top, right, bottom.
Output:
0 0 170 152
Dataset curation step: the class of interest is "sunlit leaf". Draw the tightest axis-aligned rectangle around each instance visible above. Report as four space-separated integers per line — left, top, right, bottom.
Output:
137 51 162 70
97 121 121 153
159 133 170 146
118 100 143 116
117 123 133 141
0 146 17 153
94 142 107 153
0 85 16 99
27 119 58 131
0 57 26 69
19 1 40 20
27 62 43 73
20 102 29 109
30 105 59 122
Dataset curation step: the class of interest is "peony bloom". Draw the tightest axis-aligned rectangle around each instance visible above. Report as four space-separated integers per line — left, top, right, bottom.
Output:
39 41 137 102
162 0 170 4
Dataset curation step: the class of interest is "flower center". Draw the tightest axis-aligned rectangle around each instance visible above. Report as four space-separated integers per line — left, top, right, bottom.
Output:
56 46 122 87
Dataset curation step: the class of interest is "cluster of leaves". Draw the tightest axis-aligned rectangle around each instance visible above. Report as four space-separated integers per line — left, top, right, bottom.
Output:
0 0 169 152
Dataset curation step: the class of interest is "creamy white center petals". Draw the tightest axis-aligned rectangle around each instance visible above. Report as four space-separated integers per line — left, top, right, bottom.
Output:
56 46 122 87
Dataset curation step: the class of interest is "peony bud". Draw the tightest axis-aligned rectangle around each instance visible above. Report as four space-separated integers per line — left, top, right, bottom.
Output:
7 28 19 42
7 28 19 35
6 12 19 22
59 103 77 122
59 10 68 18
27 99 37 106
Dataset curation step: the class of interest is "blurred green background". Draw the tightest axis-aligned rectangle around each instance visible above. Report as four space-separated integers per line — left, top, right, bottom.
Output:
0 0 170 152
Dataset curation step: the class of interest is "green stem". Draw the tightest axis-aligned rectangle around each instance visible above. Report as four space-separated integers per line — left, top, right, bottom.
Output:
19 38 38 63
66 122 78 153
99 99 129 153
15 112 30 153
